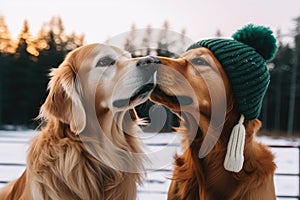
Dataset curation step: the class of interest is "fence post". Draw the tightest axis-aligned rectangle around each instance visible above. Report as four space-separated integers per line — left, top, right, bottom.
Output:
298 146 300 200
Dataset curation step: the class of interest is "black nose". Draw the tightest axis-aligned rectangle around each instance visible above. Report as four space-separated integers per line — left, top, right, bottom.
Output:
136 56 161 67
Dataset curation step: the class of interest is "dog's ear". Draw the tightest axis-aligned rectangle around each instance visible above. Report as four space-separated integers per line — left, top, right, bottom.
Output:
245 119 262 137
40 61 86 135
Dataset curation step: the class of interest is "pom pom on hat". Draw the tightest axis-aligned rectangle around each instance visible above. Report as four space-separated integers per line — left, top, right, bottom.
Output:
232 24 277 62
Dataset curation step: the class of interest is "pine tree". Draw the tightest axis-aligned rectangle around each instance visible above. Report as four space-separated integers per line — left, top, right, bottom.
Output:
268 42 293 131
0 15 16 125
33 22 50 52
141 25 152 56
215 29 222 38
0 15 15 53
292 16 300 132
4 20 35 125
124 23 137 57
175 28 187 55
15 20 38 58
157 21 170 57
64 32 85 52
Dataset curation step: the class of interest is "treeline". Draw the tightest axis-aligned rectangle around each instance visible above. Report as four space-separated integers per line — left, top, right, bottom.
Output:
0 15 300 134
264 20 300 134
0 16 84 128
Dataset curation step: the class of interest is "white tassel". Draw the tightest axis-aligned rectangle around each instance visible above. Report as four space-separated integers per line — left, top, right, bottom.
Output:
224 115 245 172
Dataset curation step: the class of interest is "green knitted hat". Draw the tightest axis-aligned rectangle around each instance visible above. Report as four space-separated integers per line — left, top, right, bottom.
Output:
187 24 277 120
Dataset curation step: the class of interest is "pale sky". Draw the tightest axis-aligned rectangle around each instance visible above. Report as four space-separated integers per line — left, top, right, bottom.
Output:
0 0 299 44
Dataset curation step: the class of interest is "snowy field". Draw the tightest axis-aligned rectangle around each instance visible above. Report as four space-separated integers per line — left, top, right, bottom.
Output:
0 130 299 200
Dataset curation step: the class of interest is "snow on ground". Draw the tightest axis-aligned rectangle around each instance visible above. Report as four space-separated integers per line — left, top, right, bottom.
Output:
0 130 299 199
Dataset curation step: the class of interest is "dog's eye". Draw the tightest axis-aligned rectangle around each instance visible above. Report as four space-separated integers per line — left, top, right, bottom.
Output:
190 58 210 66
96 57 115 67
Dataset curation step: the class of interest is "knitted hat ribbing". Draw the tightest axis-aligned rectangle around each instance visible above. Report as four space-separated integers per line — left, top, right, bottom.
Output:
187 24 277 120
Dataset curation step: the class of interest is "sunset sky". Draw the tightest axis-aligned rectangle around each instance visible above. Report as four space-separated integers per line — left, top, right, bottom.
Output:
1 0 299 44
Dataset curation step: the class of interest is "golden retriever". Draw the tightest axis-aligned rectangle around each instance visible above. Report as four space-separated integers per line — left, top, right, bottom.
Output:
150 47 276 199
0 44 160 200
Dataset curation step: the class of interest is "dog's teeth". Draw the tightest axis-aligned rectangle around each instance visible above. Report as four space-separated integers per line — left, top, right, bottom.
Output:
153 71 157 86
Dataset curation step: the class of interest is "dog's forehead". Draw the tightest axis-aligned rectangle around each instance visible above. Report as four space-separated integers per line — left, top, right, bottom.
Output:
181 47 224 71
93 44 131 59
181 47 213 57
73 43 130 60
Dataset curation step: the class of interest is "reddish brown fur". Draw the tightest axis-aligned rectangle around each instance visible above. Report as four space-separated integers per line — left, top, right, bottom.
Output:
150 48 276 200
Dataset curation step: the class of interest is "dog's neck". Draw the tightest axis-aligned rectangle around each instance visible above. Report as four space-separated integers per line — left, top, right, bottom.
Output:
176 106 242 198
175 105 275 199
82 107 145 174
179 104 240 151
35 108 144 199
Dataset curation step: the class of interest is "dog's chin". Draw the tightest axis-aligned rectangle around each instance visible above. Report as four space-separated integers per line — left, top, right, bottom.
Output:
150 86 193 110
112 83 154 108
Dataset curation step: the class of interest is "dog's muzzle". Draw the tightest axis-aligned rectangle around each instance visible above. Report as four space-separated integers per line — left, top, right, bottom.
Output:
136 56 161 67
112 56 161 108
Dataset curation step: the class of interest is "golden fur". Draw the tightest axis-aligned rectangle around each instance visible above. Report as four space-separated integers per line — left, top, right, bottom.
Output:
0 44 155 200
150 48 276 199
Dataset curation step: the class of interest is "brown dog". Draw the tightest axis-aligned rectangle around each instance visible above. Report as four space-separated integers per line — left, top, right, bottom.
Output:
150 47 276 199
0 44 159 200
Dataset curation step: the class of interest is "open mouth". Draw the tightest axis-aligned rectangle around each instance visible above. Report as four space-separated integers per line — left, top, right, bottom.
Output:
113 83 155 108
151 86 193 106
